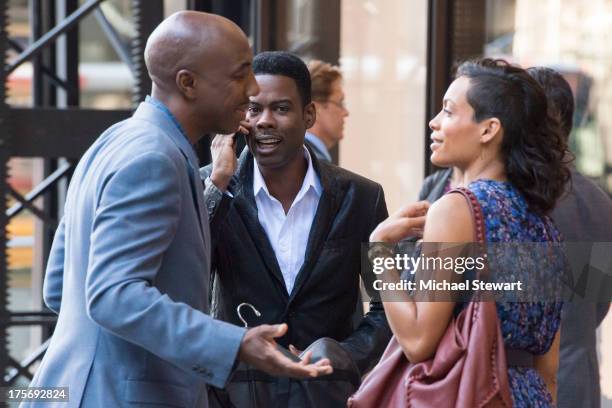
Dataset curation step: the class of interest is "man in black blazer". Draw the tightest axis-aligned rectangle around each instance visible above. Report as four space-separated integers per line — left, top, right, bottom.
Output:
417 167 453 202
201 51 391 407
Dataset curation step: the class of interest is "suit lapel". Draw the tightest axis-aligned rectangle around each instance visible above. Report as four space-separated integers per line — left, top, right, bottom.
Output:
186 160 209 251
233 151 289 296
133 102 207 244
289 159 344 302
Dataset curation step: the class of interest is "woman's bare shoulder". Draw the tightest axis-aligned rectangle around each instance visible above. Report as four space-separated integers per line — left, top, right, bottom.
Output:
424 193 474 243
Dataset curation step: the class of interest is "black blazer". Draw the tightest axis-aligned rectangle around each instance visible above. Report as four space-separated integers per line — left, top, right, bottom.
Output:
552 168 612 408
418 168 452 202
200 147 391 376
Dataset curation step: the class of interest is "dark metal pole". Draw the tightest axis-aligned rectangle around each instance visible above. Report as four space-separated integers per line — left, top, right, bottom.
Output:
57 0 80 108
94 8 135 76
252 0 276 54
6 163 72 219
187 0 213 11
8 37 67 90
34 0 56 345
131 0 164 105
6 0 105 75
0 0 11 388
31 0 57 107
425 0 453 176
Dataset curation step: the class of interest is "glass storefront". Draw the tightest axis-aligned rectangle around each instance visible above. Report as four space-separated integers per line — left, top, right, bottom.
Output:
340 0 428 213
485 0 612 196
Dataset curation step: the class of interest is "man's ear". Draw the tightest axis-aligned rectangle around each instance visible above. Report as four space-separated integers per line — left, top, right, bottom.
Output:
480 117 502 144
304 102 316 129
176 69 198 100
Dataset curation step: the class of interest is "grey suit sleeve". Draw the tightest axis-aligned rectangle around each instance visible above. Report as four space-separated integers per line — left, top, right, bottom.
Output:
418 174 435 201
42 217 66 314
340 185 392 374
85 152 245 388
200 165 232 229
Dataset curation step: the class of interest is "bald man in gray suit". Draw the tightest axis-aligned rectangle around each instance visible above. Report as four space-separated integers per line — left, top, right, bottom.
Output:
26 12 330 408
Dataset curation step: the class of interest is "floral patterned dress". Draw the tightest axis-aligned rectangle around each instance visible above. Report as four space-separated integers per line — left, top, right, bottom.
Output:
468 179 563 408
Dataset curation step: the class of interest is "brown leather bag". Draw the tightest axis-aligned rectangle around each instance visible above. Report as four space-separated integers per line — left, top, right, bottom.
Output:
348 188 513 408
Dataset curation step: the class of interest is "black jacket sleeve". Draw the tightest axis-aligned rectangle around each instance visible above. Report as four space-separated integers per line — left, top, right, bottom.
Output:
418 168 453 203
340 185 393 374
418 173 436 201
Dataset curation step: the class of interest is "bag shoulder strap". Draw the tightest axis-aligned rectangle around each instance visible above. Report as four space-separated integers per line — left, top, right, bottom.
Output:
447 187 490 285
447 187 486 244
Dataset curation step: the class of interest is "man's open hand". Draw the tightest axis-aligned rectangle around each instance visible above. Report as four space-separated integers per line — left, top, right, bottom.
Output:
238 324 333 378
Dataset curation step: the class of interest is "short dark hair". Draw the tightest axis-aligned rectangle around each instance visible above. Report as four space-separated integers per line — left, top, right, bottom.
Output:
526 67 574 140
456 58 570 215
252 51 311 107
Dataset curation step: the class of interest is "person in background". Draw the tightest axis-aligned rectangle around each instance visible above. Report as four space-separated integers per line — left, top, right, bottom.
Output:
305 60 349 163
528 66 612 408
417 166 462 203
307 59 366 326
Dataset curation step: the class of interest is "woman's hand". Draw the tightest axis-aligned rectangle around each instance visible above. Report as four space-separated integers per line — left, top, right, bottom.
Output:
369 201 430 244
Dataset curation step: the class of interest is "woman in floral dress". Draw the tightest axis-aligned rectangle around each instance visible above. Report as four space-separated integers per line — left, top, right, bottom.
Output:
369 58 570 406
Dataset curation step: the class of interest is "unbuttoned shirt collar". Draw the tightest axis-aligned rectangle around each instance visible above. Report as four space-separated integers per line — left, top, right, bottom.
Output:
253 146 323 203
146 95 190 143
252 146 322 294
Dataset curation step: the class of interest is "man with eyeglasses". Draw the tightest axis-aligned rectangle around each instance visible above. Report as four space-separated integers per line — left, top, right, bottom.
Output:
305 60 349 163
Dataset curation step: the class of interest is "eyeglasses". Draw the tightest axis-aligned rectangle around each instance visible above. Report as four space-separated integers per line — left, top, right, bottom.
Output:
322 99 347 110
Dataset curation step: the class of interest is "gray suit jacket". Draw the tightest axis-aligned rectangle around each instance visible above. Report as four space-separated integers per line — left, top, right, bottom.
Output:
26 100 245 408
552 168 612 408
417 168 452 203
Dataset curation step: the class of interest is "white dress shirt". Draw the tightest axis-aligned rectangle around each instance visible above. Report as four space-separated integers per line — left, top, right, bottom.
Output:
253 147 322 294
